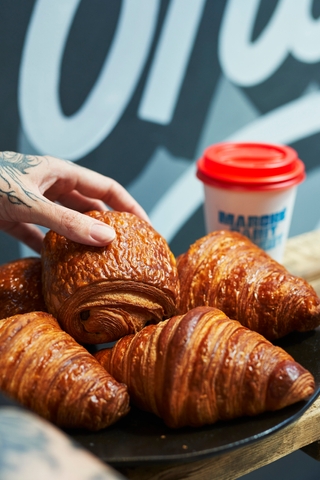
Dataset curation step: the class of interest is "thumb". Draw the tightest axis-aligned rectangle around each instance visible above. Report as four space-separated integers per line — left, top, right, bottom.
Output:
36 204 116 246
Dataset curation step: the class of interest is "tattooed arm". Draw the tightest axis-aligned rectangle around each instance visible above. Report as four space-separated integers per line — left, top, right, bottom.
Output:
0 405 127 480
0 151 149 253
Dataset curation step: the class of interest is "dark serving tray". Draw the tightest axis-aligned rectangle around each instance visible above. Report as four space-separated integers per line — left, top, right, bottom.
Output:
68 327 320 467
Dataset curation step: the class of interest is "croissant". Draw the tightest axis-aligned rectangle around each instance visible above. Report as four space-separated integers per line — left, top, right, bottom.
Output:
0 311 130 430
177 230 320 340
95 306 315 429
0 257 47 319
41 211 180 344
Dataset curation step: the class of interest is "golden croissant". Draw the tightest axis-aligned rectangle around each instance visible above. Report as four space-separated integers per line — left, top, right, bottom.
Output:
0 257 47 319
41 210 180 344
177 230 320 340
95 306 315 429
0 311 130 430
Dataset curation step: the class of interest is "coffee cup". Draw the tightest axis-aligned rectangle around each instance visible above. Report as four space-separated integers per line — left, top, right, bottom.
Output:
196 142 305 263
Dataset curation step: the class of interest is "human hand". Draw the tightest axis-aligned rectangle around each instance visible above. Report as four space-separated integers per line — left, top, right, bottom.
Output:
0 151 150 253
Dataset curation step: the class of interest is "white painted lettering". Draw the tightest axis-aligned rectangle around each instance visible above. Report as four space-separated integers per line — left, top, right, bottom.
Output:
138 0 206 124
218 0 320 86
18 0 160 160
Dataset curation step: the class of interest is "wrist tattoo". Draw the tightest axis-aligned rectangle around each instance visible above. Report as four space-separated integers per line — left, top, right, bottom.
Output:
0 151 45 207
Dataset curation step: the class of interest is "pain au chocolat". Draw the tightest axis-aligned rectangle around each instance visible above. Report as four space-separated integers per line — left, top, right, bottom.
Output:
177 230 320 340
41 211 180 344
0 257 47 319
0 311 130 430
95 306 315 429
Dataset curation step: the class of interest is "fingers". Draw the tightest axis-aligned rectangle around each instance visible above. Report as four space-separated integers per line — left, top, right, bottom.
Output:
0 152 150 251
0 200 116 253
45 157 150 223
48 190 108 213
99 180 150 223
34 203 116 247
1 221 45 254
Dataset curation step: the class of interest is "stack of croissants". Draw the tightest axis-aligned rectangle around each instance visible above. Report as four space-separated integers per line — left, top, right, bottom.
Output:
0 210 319 431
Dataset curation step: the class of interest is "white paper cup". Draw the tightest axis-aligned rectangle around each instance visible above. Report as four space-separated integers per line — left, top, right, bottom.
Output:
197 142 306 263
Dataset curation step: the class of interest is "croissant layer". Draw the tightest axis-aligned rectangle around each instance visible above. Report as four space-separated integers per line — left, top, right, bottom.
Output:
0 257 47 319
95 306 315 428
41 211 180 344
0 311 130 430
177 231 320 339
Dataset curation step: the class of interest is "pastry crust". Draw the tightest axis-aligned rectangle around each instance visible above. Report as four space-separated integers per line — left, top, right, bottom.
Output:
0 257 47 319
0 311 130 430
177 231 320 339
95 306 315 428
41 211 180 344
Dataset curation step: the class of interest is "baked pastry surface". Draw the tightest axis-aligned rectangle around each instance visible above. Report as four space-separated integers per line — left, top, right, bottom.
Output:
95 306 315 428
177 230 320 339
0 257 47 319
41 211 180 344
0 311 130 430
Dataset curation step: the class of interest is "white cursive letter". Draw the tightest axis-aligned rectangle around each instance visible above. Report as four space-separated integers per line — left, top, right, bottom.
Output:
19 0 160 160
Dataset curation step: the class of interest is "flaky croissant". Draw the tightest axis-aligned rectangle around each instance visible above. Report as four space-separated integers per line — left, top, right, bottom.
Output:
0 257 47 319
95 306 315 429
41 211 180 344
0 311 130 430
177 230 320 340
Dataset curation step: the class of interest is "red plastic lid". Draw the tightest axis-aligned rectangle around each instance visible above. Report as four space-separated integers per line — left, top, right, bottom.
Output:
196 142 306 191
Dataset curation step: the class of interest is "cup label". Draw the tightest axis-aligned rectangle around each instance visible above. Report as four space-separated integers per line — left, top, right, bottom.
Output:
218 208 286 251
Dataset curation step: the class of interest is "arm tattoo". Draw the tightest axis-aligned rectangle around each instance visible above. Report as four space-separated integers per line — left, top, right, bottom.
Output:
0 408 126 479
0 151 46 207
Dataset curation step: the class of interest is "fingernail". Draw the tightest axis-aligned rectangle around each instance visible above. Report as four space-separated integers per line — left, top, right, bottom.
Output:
90 223 115 243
